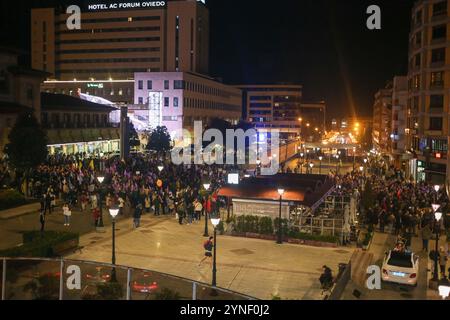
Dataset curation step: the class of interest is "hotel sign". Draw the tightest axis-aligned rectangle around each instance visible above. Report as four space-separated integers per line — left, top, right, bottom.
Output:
87 83 104 88
87 1 166 11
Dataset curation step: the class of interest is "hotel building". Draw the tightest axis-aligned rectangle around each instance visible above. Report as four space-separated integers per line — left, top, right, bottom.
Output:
407 0 450 183
31 0 209 80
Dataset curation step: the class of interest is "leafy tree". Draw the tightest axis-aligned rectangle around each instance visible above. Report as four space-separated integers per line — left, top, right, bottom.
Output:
128 122 141 148
146 126 172 153
4 112 48 171
154 288 181 300
23 274 59 300
4 112 48 190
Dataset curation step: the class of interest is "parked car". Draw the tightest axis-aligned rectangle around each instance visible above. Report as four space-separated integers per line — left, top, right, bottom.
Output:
132 272 158 293
382 250 419 286
85 267 111 283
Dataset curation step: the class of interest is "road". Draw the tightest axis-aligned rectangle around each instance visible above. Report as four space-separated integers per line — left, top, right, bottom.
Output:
342 231 445 300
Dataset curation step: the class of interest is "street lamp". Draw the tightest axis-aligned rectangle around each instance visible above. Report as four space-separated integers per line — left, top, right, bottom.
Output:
318 156 323 174
96 176 105 229
157 165 164 173
109 207 119 282
353 147 356 171
277 188 285 245
203 182 211 237
211 215 221 288
309 163 314 174
432 211 443 282
439 284 450 300
335 155 340 174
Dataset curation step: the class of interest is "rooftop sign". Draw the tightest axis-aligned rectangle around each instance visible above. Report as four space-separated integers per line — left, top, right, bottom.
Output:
87 1 166 11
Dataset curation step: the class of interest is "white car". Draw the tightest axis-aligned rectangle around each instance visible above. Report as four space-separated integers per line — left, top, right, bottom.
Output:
382 250 419 286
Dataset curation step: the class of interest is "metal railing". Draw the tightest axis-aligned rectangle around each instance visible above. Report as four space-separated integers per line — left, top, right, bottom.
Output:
0 257 256 301
291 216 344 237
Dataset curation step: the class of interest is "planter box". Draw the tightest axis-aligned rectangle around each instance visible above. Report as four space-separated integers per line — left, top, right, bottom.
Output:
52 238 79 256
245 232 261 239
230 232 337 248
261 234 276 241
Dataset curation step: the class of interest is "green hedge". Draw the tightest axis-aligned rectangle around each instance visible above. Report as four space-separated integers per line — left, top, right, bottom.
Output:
0 189 27 211
23 231 78 244
0 231 79 258
288 230 339 244
231 215 339 244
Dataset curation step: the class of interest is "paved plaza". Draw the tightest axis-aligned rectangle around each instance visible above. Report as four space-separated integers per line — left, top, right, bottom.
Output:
67 215 354 300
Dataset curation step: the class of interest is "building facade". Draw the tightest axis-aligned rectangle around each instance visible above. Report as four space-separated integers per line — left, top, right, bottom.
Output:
41 92 120 155
391 76 408 169
0 48 47 156
31 0 209 81
134 72 242 143
372 83 393 156
238 85 303 141
407 0 450 183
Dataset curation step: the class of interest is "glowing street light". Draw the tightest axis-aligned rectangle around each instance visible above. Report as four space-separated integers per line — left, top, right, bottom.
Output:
276 188 285 245
210 215 221 288
439 284 450 300
157 165 164 172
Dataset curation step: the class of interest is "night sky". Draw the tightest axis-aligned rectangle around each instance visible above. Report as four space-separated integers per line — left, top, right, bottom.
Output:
0 0 415 119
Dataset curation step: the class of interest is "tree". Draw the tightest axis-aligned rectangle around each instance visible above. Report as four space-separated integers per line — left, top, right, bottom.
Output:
128 122 141 149
147 126 172 153
4 112 48 190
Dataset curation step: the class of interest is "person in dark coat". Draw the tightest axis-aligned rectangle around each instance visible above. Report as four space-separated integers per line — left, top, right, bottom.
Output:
133 203 143 229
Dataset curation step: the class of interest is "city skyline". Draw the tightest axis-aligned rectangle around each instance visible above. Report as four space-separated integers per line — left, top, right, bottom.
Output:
0 0 414 119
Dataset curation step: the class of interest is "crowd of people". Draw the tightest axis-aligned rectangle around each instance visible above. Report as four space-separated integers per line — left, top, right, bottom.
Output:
8 152 243 230
330 156 449 279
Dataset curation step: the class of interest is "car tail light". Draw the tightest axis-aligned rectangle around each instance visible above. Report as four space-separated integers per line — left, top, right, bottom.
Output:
382 269 388 275
410 273 416 279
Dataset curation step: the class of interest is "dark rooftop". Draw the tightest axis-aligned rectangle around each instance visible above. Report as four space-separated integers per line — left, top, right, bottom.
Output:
218 174 335 208
41 93 117 112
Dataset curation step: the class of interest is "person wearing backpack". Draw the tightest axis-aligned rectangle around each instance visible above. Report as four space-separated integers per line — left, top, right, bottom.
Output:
199 237 214 267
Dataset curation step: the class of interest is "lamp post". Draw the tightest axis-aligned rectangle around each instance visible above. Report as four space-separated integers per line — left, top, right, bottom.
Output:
109 207 120 282
434 185 440 202
353 147 356 172
203 182 211 237
300 153 304 174
309 163 314 174
211 216 221 288
97 176 105 229
335 155 340 175
432 211 442 282
318 156 323 174
439 283 450 300
277 188 285 244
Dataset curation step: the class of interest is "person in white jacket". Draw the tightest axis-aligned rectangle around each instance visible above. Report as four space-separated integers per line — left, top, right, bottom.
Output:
63 203 72 227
